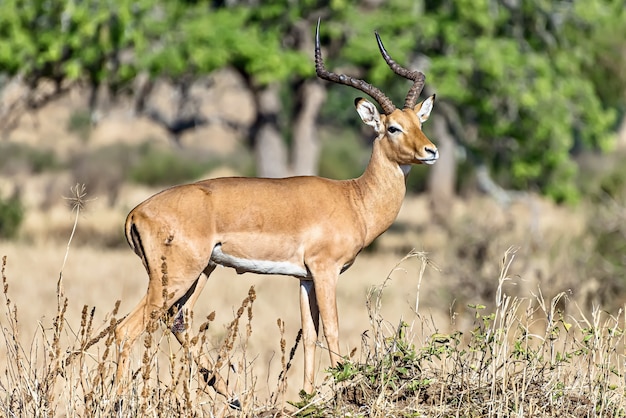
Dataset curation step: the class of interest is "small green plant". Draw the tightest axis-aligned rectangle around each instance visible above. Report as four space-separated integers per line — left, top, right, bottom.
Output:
0 195 23 239
288 391 326 418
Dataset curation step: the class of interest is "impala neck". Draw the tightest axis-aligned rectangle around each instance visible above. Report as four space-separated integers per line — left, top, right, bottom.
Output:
352 138 408 246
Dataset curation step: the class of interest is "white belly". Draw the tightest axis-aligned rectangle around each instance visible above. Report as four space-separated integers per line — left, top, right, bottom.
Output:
210 244 309 278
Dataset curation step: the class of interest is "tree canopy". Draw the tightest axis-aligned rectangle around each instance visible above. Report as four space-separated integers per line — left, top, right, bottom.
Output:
328 0 625 202
1 0 624 202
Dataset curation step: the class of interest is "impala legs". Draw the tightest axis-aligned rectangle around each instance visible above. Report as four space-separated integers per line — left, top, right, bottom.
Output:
114 254 234 404
299 267 341 393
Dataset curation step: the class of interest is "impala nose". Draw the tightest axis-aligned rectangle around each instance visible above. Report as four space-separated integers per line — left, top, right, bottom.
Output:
424 146 439 161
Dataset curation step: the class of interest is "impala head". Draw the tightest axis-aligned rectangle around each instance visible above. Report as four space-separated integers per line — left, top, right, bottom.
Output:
315 21 438 166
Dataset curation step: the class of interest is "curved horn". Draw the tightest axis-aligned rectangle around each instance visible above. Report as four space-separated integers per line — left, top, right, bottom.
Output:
315 20 396 115
375 32 425 109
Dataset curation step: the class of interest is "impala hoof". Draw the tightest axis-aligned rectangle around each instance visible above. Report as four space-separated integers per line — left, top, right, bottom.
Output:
229 397 241 410
199 367 217 386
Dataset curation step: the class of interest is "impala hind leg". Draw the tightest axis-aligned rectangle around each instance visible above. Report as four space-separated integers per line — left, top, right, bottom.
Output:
114 284 165 394
299 280 320 393
114 257 208 395
168 264 240 408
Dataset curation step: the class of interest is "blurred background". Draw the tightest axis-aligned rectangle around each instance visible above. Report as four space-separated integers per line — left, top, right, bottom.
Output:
0 0 625 317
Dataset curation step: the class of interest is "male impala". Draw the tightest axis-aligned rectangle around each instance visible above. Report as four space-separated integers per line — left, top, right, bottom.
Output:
115 21 437 407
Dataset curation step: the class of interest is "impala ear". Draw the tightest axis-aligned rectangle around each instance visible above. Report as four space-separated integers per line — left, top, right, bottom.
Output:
355 98 382 133
414 94 435 123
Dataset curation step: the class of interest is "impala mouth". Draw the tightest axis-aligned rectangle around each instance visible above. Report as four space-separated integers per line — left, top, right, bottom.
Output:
417 148 439 165
420 158 438 165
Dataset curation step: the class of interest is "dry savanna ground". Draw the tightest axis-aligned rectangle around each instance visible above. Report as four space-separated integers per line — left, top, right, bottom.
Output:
2 189 626 417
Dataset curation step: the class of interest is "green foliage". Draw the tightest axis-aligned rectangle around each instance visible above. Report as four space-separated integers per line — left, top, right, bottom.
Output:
137 5 311 83
0 0 319 90
328 321 428 397
568 0 626 109
0 195 24 239
0 0 143 87
404 165 429 194
287 391 326 418
1 0 624 202
332 0 624 202
129 144 218 187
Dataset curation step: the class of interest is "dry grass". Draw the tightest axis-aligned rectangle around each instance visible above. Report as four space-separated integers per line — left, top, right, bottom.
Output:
1 240 625 416
0 241 429 415
315 248 626 417
1 189 625 416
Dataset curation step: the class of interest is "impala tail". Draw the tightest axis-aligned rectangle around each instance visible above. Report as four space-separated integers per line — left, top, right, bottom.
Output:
125 215 148 271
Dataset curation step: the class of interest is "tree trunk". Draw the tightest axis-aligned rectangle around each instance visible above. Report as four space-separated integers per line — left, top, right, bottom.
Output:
427 113 457 209
253 83 289 178
292 79 326 176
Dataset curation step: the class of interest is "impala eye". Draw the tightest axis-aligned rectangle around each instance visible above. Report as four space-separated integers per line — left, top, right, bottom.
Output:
387 126 401 134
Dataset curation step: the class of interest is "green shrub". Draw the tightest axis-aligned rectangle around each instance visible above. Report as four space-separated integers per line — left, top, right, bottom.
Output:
129 144 218 187
0 195 24 239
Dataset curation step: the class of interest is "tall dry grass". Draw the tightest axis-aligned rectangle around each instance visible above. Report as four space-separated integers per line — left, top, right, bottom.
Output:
1 186 625 416
314 248 626 417
2 241 625 416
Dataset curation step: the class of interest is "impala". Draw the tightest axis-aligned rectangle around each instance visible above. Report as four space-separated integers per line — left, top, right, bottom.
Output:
114 21 437 406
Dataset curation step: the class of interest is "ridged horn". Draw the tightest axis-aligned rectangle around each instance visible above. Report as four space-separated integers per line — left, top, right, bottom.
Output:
375 32 425 109
315 19 396 115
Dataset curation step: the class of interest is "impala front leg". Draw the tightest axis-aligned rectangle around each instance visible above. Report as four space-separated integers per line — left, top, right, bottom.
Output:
299 280 320 393
311 268 341 368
